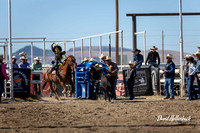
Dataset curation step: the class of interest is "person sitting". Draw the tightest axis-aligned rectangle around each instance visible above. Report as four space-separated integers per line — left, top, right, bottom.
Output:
133 49 143 68
32 57 42 71
0 55 8 103
145 46 160 67
105 56 119 100
48 43 66 74
12 56 18 68
18 56 30 68
125 61 137 100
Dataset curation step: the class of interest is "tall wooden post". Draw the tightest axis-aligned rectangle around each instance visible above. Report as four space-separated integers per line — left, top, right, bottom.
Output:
115 0 119 64
162 31 164 63
132 16 137 56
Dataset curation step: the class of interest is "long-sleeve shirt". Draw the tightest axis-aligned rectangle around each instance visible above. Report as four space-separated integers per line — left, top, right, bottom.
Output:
195 59 200 73
18 62 30 68
145 51 160 65
0 62 8 80
126 67 137 82
133 54 143 68
164 60 175 78
31 62 42 70
13 63 18 68
189 63 196 75
51 44 66 61
107 62 119 77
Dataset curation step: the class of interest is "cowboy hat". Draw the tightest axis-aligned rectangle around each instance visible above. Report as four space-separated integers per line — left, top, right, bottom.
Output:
150 46 158 50
184 54 192 59
82 57 89 62
105 56 112 61
195 50 200 55
99 54 107 59
19 52 26 56
128 60 133 65
34 57 41 61
53 44 62 51
132 49 141 53
12 56 18 60
20 56 27 60
90 58 97 62
166 54 173 59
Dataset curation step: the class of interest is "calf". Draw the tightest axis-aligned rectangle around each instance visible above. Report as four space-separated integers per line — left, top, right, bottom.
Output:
101 75 113 102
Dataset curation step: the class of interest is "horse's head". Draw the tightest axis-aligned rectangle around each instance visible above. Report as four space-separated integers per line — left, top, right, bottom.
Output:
63 55 77 69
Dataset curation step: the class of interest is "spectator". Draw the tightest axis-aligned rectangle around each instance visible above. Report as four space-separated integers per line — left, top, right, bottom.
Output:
184 54 192 96
133 49 143 68
145 46 160 67
18 56 30 68
0 55 8 103
32 57 42 70
82 57 89 63
32 57 42 94
125 61 137 100
99 54 107 63
187 56 197 100
194 50 200 98
105 56 119 100
162 54 175 100
12 56 18 68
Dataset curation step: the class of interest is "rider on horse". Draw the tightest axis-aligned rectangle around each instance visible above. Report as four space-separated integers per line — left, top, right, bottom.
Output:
48 42 66 74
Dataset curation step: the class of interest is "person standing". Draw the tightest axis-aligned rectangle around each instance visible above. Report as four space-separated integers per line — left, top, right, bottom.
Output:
0 55 8 103
184 55 192 96
162 54 175 100
12 56 18 68
194 50 200 98
125 61 137 100
145 46 160 67
105 56 119 100
187 56 197 100
18 56 30 68
133 49 143 68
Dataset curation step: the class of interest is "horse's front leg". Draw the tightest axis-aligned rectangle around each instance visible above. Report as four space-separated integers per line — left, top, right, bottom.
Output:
51 83 59 100
60 82 68 94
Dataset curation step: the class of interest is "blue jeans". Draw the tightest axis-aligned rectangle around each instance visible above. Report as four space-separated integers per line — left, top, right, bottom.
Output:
0 80 4 101
135 63 142 69
164 77 175 98
188 75 196 100
127 81 134 99
148 62 158 67
113 78 117 99
195 73 200 98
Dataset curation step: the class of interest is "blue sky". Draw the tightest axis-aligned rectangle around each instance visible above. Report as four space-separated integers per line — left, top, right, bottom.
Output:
1 0 200 55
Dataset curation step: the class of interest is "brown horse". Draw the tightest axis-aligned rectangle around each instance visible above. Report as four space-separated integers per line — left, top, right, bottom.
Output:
41 55 77 100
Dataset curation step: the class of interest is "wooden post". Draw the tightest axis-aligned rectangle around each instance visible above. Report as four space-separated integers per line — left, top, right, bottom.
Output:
109 34 111 57
115 0 119 64
162 31 164 63
132 16 137 57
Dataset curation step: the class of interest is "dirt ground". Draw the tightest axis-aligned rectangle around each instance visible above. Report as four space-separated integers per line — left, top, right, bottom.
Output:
0 96 200 133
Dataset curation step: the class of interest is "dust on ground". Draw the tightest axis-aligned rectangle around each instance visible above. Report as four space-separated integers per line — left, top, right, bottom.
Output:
0 96 200 133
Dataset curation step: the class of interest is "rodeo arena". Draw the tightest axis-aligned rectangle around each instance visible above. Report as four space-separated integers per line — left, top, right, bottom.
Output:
1 0 200 133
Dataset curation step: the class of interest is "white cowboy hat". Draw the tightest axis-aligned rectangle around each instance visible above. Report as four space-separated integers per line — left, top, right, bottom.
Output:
99 54 107 59
19 52 26 56
166 54 173 59
12 56 18 60
105 56 111 61
128 60 133 65
194 50 200 55
184 54 192 59
20 56 27 60
89 58 97 62
34 57 41 61
150 46 158 50
82 57 89 62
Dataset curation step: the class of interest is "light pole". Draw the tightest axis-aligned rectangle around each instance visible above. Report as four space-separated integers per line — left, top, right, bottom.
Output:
179 0 184 97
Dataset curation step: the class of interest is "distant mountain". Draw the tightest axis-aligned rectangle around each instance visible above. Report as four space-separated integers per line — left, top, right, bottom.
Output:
12 45 189 65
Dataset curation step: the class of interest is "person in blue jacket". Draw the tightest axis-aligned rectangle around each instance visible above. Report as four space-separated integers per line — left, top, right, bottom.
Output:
133 49 143 68
162 54 175 100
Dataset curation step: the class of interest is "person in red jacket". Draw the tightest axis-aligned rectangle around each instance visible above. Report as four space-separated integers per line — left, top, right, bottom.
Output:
0 55 8 103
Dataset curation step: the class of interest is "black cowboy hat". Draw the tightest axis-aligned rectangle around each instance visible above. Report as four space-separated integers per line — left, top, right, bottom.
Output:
188 56 194 61
53 45 62 51
132 49 141 53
